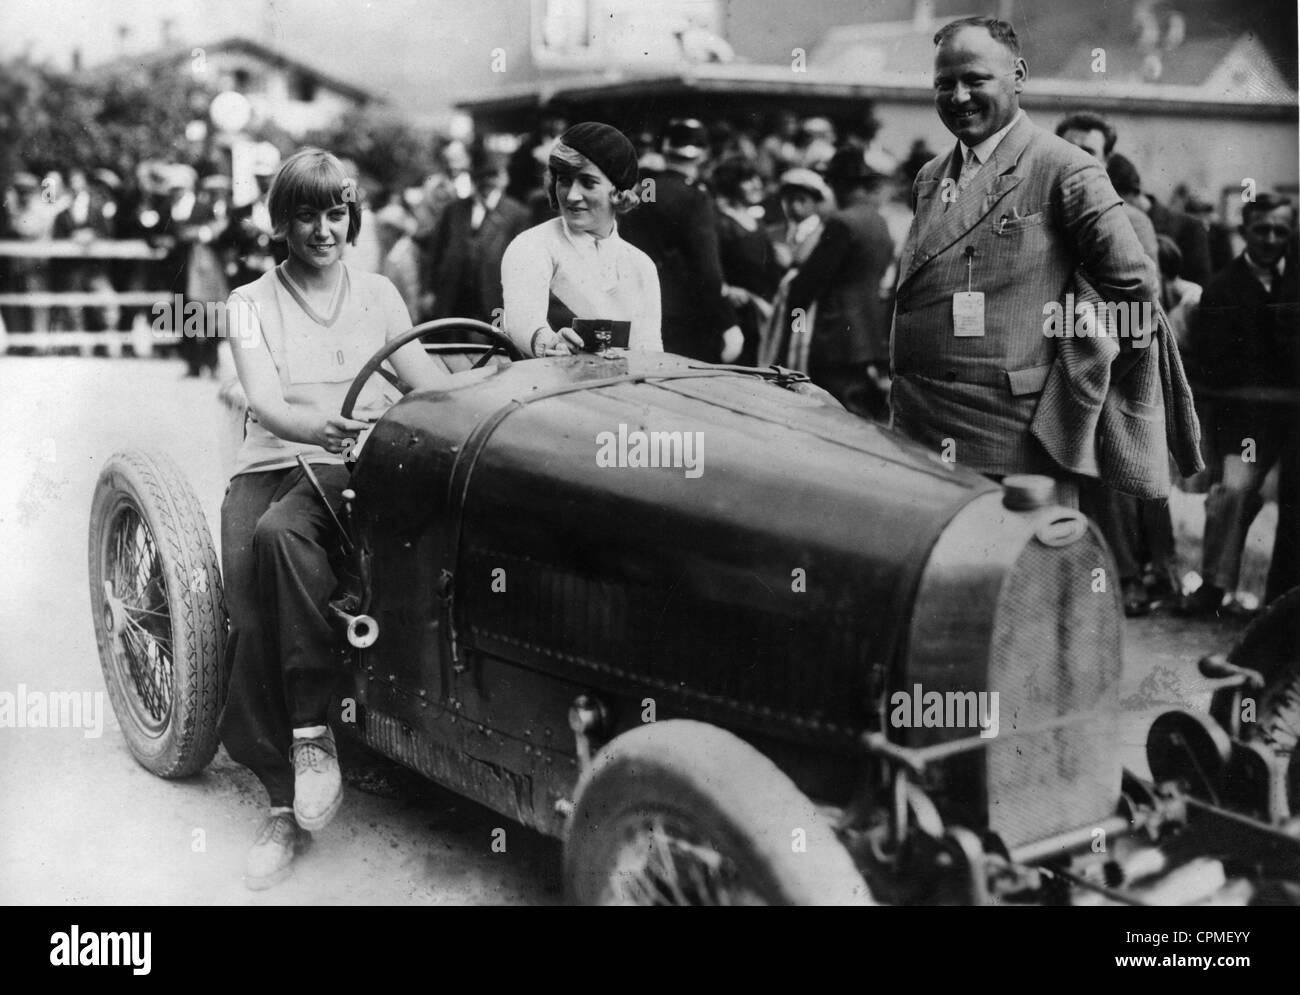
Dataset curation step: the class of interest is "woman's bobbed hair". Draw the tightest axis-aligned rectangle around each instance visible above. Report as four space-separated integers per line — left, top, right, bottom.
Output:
267 146 363 244
710 155 760 202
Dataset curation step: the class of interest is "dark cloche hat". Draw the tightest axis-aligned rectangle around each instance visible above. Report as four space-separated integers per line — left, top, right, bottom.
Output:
557 122 639 191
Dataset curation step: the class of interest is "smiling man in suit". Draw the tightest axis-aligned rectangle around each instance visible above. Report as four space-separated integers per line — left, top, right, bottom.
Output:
890 16 1196 504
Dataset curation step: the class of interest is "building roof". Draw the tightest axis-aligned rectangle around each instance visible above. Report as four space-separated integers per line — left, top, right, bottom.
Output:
100 35 381 106
458 59 1297 128
800 17 1295 107
1056 34 1293 101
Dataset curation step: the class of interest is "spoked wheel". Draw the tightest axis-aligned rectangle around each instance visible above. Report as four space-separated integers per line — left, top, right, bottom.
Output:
1211 587 1300 818
88 450 225 777
1251 658 1300 818
565 720 871 906
594 812 768 906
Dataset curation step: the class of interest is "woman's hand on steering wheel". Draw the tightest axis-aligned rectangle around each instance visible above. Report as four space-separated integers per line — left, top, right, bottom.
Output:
315 413 374 455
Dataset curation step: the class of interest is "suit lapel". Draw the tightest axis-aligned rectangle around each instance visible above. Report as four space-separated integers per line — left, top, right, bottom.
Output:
899 116 1034 289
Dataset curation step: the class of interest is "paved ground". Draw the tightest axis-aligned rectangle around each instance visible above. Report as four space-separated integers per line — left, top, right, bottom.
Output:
0 356 1276 904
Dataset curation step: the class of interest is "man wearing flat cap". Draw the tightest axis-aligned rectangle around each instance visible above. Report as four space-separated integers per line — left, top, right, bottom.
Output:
780 147 896 420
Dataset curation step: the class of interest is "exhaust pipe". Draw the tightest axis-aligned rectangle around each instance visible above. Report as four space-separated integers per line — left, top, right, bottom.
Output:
332 605 379 648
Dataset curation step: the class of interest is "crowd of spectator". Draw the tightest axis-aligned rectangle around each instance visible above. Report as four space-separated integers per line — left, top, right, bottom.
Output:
2 104 1293 616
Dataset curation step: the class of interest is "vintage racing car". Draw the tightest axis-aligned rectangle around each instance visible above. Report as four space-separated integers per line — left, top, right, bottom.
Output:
88 319 1300 904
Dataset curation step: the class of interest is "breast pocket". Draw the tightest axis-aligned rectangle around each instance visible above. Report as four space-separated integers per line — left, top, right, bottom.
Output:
915 178 942 204
993 211 1045 234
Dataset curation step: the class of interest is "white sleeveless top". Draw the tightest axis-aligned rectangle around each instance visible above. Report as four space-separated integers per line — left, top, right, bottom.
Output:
228 263 412 476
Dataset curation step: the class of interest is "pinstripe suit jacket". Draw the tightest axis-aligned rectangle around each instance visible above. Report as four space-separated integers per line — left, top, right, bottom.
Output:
889 114 1163 481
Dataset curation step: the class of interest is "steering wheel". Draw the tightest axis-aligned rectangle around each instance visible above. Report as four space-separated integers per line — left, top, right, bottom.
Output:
341 318 523 419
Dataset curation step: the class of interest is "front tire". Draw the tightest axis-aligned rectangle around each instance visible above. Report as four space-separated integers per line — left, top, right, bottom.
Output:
88 450 225 777
564 720 871 905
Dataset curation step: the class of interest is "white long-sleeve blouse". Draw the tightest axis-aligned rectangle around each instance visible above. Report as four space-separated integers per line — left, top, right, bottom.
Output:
501 217 662 355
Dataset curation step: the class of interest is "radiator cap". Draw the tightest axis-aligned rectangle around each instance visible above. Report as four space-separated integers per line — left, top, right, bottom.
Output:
1002 473 1055 510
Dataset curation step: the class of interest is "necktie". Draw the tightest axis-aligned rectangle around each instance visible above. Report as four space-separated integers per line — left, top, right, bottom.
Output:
1266 264 1283 297
957 146 981 192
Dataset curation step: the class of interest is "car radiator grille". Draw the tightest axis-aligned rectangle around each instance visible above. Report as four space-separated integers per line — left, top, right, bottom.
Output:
983 532 1123 849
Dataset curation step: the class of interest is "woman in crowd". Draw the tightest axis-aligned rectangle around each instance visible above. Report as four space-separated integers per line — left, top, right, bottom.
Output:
712 155 779 366
501 122 660 357
759 168 830 368
221 147 451 889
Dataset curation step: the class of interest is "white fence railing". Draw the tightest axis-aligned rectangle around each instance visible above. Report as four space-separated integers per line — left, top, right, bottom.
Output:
0 239 170 355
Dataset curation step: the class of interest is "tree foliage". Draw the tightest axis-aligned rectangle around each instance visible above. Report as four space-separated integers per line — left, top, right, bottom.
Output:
0 56 218 180
0 55 438 192
305 107 438 193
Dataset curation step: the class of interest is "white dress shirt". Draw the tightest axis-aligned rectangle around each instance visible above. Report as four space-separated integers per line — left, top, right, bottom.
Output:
470 187 503 231
958 108 1024 188
1245 251 1285 294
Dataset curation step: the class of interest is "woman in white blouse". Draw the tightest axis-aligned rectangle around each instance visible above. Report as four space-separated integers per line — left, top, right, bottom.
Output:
501 122 662 357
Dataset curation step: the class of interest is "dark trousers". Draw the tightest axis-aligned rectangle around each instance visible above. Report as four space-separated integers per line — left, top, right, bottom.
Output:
1079 481 1177 587
218 464 349 807
176 296 220 376
1201 402 1300 604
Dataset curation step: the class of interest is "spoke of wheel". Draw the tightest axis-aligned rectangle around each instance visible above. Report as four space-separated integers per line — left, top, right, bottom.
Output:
123 605 168 619
686 848 722 905
119 606 170 722
648 819 692 906
111 517 131 597
120 627 161 718
121 613 173 657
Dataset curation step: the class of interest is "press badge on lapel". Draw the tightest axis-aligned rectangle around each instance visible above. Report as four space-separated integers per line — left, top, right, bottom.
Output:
952 291 986 337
